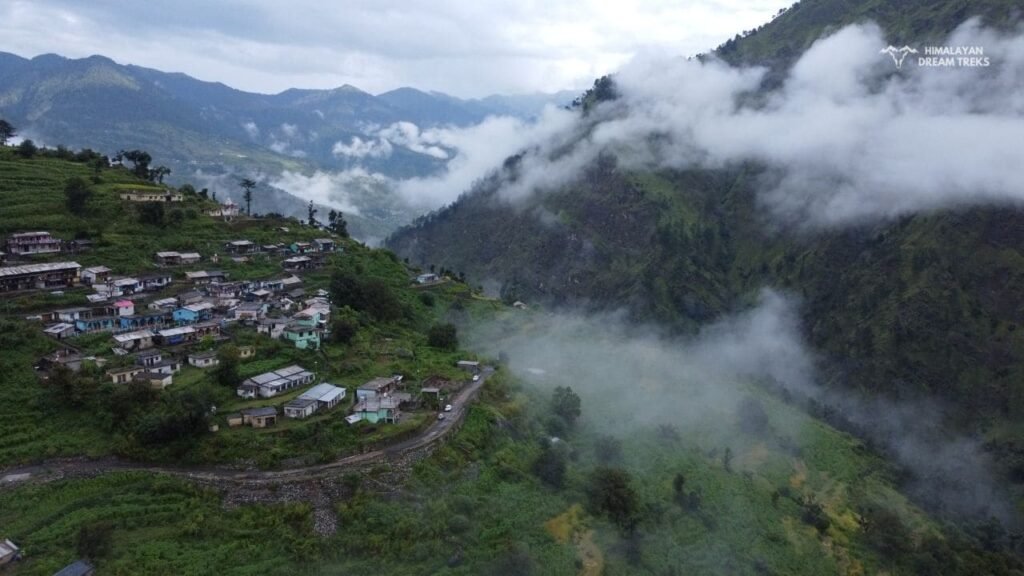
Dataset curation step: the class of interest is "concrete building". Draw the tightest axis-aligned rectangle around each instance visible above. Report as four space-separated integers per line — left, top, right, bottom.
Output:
80 266 112 285
236 365 314 399
283 397 318 419
188 350 219 368
6 231 61 255
0 261 81 292
241 406 277 428
356 375 402 401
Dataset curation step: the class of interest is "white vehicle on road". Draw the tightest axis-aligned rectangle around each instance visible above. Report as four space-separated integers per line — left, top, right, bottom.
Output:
472 374 480 382
444 404 453 412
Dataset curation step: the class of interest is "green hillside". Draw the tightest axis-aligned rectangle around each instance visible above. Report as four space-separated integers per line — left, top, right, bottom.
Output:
385 0 1024 533
2 150 1021 574
718 0 1019 68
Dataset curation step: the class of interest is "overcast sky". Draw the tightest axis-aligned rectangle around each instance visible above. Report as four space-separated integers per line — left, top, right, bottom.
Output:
0 0 784 97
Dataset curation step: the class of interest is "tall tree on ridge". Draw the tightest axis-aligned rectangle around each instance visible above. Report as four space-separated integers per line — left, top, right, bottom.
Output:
0 119 16 146
239 178 257 216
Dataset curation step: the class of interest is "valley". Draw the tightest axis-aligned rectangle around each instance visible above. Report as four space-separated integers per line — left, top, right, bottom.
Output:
3 0 1024 574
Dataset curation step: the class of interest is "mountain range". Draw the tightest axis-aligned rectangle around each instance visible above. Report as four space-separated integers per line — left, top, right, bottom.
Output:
0 51 575 239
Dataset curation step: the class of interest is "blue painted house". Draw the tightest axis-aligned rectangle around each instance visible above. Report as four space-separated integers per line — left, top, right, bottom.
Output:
172 302 214 325
75 316 116 333
119 311 167 330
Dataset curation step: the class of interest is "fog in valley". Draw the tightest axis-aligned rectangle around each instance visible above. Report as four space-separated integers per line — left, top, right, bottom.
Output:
463 290 1016 525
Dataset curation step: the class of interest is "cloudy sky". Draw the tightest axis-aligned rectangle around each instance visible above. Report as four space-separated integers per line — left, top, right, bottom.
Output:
0 0 784 97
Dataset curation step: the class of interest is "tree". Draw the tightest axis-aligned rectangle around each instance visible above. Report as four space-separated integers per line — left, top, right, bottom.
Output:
134 389 212 446
587 467 640 531
307 200 318 226
532 444 567 488
63 176 93 215
168 209 185 226
137 202 165 226
331 317 359 344
329 271 404 322
0 119 15 145
77 521 114 560
214 345 240 387
672 473 687 505
427 323 459 350
328 209 349 238
149 165 171 183
239 178 257 215
551 386 582 428
594 435 623 464
121 149 152 179
16 139 37 158
419 292 436 307
179 183 196 197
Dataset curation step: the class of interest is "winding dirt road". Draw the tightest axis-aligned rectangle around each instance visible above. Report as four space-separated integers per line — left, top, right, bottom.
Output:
0 367 493 488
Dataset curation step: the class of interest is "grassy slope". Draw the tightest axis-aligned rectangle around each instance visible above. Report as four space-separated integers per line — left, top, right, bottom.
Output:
7 364 1012 575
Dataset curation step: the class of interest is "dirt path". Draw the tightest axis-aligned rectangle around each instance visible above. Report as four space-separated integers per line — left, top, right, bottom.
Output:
0 368 493 489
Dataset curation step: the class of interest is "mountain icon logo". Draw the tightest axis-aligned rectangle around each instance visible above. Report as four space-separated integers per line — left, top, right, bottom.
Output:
880 45 918 69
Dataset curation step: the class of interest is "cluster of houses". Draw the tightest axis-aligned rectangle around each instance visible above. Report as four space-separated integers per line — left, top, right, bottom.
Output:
228 369 425 428
35 262 330 350
0 228 341 295
11 225 382 431
42 341 255 391
5 226 452 433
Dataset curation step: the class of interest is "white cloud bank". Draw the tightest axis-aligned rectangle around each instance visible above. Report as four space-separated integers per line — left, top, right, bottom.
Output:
494 19 1024 228
329 109 577 209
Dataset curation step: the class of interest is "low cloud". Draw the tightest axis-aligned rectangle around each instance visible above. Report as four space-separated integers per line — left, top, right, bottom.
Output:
324 111 576 210
242 121 260 139
392 108 577 208
332 135 394 159
378 121 450 159
268 169 384 216
465 289 1015 524
490 19 1024 227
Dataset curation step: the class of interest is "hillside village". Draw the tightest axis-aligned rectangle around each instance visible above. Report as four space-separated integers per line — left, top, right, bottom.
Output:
0 146 491 476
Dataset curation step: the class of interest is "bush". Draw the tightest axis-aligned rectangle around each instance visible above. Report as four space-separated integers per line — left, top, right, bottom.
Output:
427 323 458 351
214 345 240 387
532 444 567 488
77 521 114 560
16 139 37 158
587 467 640 531
551 386 582 429
330 271 403 322
331 317 359 344
137 201 165 226
64 176 93 215
594 435 623 464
